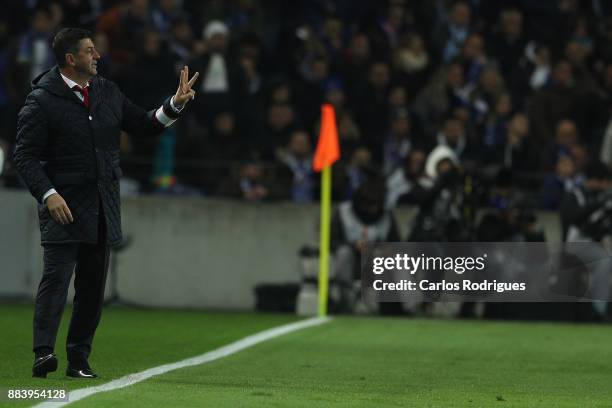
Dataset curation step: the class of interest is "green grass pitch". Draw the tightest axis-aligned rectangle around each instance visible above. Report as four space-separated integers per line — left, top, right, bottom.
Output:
1 304 611 407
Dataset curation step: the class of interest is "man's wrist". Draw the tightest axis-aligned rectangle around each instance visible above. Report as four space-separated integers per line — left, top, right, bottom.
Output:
42 188 57 203
170 96 185 113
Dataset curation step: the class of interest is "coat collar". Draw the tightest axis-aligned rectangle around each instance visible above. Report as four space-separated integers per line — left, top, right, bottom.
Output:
32 66 101 111
60 72 88 90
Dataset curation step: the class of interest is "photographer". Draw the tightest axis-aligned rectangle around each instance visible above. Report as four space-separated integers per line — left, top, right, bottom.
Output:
479 169 545 243
560 161 612 320
408 145 474 242
330 177 401 313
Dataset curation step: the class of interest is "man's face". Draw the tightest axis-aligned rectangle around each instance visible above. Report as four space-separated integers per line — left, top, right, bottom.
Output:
446 64 464 88
369 63 389 89
462 35 483 60
406 150 425 176
501 11 522 38
288 132 311 158
311 60 329 81
209 33 228 52
555 120 578 148
444 120 463 144
391 117 410 136
450 3 470 27
215 113 235 136
437 159 454 176
71 38 100 77
553 61 573 87
351 35 370 60
268 105 293 130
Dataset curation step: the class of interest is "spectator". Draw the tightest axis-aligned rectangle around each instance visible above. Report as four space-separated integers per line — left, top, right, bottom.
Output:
549 119 580 169
378 0 411 49
324 77 346 110
393 32 431 98
318 15 345 69
413 61 465 138
335 146 373 201
255 103 297 160
564 39 597 92
502 113 541 174
190 20 233 118
351 61 391 155
167 16 196 64
382 107 414 174
386 148 427 208
342 33 372 103
5 6 55 105
487 9 526 83
276 129 316 203
296 54 330 129
433 1 471 63
217 162 280 202
336 110 362 158
465 65 505 129
529 59 586 146
525 44 553 91
387 83 408 112
460 33 487 86
152 0 184 35
480 93 512 163
541 154 577 209
124 31 177 108
205 111 247 162
97 0 153 63
435 116 474 162
510 43 552 104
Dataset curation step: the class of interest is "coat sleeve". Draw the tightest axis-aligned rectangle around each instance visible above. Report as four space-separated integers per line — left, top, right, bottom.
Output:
13 93 54 204
117 83 181 136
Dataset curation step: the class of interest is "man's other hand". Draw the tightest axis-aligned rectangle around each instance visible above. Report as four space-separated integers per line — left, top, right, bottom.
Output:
173 65 199 108
46 193 74 225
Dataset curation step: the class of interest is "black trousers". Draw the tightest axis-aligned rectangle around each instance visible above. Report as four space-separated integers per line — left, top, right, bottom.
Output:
33 203 109 364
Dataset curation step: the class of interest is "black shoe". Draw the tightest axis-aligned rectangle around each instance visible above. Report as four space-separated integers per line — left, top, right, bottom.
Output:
32 354 58 378
66 362 98 379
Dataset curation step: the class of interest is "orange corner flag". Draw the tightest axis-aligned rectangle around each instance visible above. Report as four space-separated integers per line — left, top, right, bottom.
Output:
312 104 340 172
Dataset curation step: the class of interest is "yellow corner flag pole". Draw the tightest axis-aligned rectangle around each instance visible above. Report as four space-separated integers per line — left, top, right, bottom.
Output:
312 104 340 317
318 165 332 317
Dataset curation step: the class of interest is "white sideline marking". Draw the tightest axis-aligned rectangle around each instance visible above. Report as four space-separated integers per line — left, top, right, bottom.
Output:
33 316 331 407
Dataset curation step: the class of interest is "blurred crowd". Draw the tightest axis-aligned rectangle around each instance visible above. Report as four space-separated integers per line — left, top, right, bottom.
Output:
2 0 612 208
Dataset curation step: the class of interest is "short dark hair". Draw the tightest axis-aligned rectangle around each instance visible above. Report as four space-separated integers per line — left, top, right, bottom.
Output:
52 28 93 67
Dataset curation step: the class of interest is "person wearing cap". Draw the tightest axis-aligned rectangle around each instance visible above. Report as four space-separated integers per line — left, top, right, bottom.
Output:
13 27 198 379
408 145 470 242
189 20 232 119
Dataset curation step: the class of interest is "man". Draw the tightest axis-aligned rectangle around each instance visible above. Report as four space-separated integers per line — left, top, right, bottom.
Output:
330 177 400 313
13 28 198 378
409 145 470 242
560 161 612 321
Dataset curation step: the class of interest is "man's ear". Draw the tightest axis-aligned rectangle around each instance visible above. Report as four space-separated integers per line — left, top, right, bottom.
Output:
65 53 75 67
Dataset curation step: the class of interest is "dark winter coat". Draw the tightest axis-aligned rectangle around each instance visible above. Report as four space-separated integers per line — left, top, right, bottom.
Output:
13 66 181 246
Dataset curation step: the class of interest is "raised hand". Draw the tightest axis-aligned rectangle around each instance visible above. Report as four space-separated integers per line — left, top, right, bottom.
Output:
173 65 199 108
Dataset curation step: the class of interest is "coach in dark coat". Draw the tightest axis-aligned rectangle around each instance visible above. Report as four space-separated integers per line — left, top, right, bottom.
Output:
13 28 199 379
